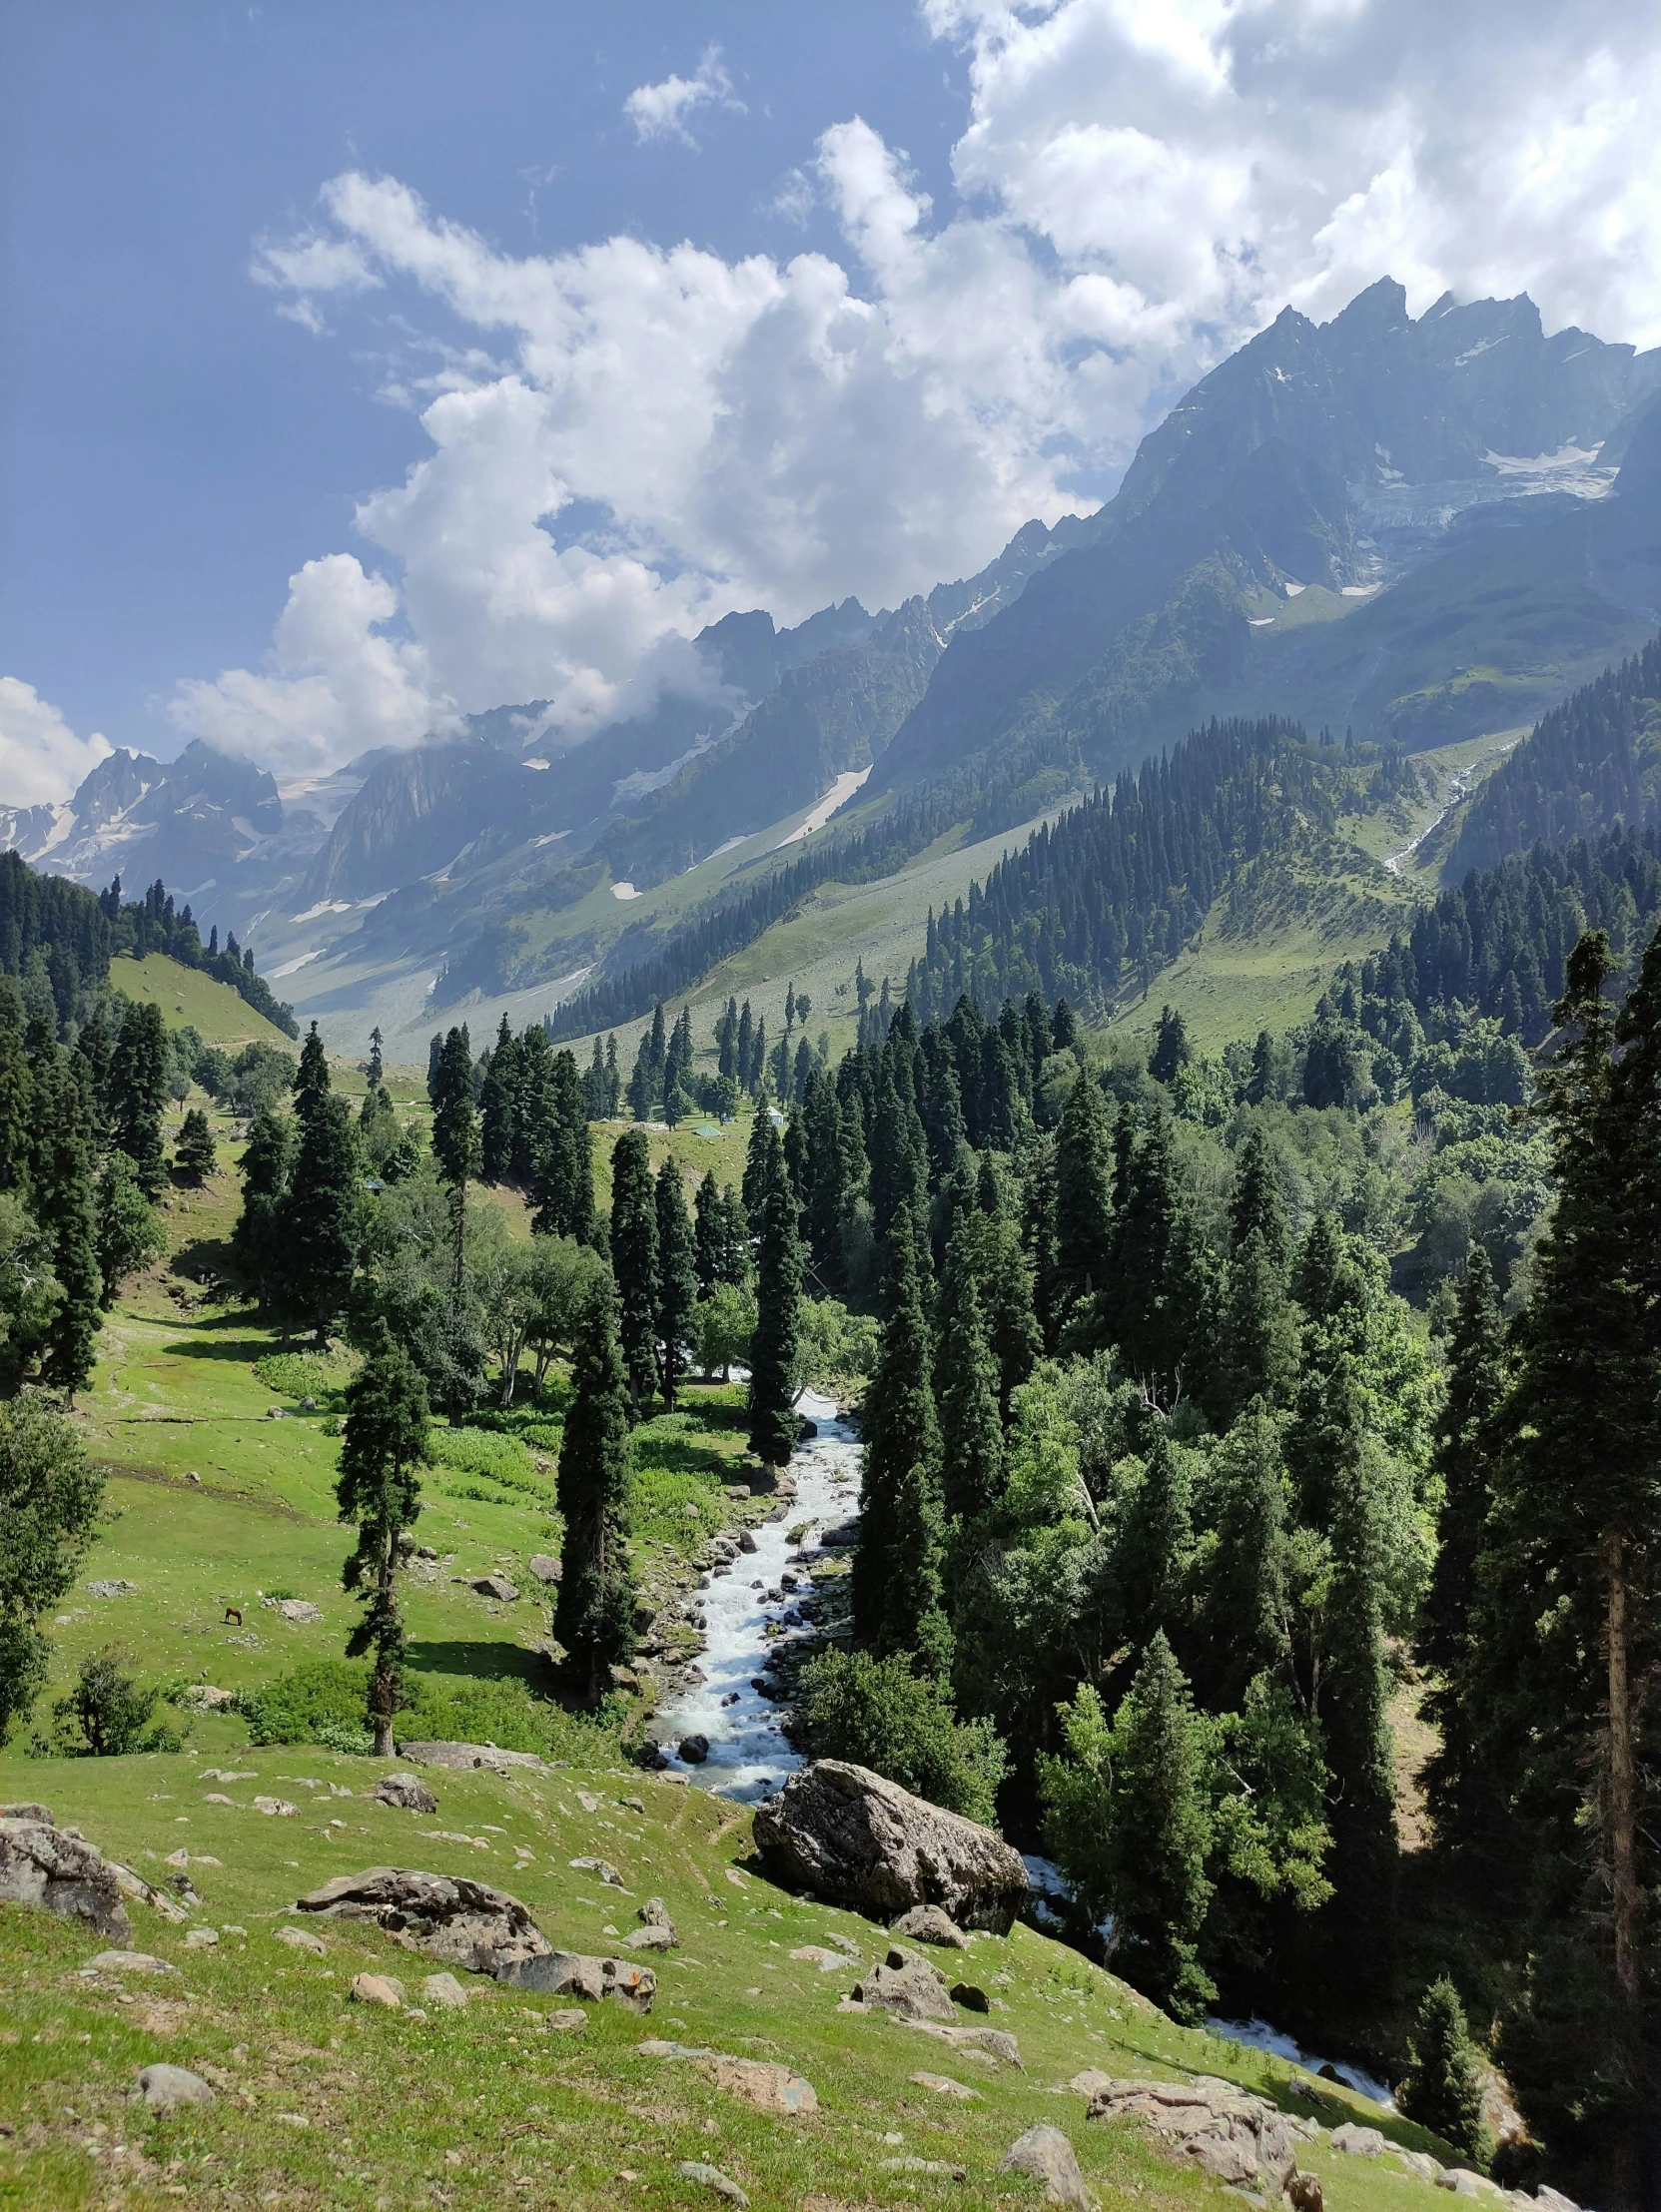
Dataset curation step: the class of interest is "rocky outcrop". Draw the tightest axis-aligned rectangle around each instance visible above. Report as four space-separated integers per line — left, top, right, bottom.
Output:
892 1903 969 1948
374 1773 439 1814
0 1808 132 1941
399 1742 546 1774
294 1867 550 1974
495 1949 656 2010
752 1760 1028 1931
1086 2077 1299 2195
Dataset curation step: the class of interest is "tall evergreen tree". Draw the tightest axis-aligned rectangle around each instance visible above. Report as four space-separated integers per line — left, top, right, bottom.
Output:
285 1091 360 1344
479 1015 518 1181
610 1128 659 1420
1204 1397 1291 1707
1053 1070 1114 1318
337 1327 429 1756
935 1219 1004 1528
429 1027 479 1293
107 1001 167 1196
1149 1005 1193 1084
552 1271 636 1704
233 1107 295 1313
746 1167 802 1470
1231 1124 1289 1266
1122 1430 1195 1658
175 1106 216 1182
852 1207 943 1657
1398 1978 1489 2163
1213 1230 1298 1423
1420 1248 1506 1849
32 1058 101 1405
293 1022 331 1127
654 1157 698 1410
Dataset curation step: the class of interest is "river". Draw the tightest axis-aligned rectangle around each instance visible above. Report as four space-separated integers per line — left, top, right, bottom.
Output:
652 1386 1393 2107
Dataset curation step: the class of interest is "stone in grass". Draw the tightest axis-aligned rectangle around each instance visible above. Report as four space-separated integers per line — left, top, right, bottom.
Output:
184 1927 219 1949
950 1981 991 2013
375 1773 439 1814
910 2071 983 2101
1001 2124 1096 2210
469 1575 519 1603
274 1925 328 1956
679 2161 749 2206
789 1944 851 1971
892 1903 969 1948
569 1856 628 1889
350 1972 405 2008
1288 2173 1323 2212
547 2008 586 2032
136 2064 214 2111
82 1950 177 1977
1 1810 134 1943
527 1554 562 1585
1329 2124 1387 2158
296 1867 551 1974
421 1972 472 2009
880 2156 966 2179
853 1946 954 2022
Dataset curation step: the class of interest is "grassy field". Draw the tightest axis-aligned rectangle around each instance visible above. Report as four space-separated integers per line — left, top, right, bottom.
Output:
111 956 298 1051
0 1748 1467 2212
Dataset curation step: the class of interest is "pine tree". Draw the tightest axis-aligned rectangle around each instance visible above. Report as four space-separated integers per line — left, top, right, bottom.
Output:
1122 1431 1194 1658
743 1099 784 1221
1053 1071 1114 1317
32 1059 102 1405
654 1157 697 1410
1204 1397 1291 1706
479 1015 518 1181
935 1219 1004 1527
746 1169 802 1470
367 1027 384 1090
1398 1978 1489 2163
610 1128 659 1420
285 1091 361 1344
801 1067 849 1277
693 1169 724 1293
1420 1249 1505 1849
233 1107 295 1313
553 1269 637 1704
1149 1005 1193 1084
174 1106 216 1182
1021 1133 1063 1350
429 1027 479 1293
337 1328 429 1756
1231 1125 1288 1266
107 1001 167 1196
1214 1230 1298 1422
294 1022 331 1127
852 1207 942 1652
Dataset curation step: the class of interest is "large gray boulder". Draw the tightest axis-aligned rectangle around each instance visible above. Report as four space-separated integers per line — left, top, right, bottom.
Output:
853 1945 954 2020
294 1866 550 1974
496 1948 656 2010
1086 2077 1299 2194
752 1760 1028 1932
0 1810 132 1942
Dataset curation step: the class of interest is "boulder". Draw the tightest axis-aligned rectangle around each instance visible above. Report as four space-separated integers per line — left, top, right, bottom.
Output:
108 1861 190 1924
705 2056 817 2116
274 1925 328 1955
1001 2124 1095 2210
276 1599 322 1623
1330 2125 1387 2158
350 1972 404 2008
853 1945 954 2021
790 1944 852 1971
421 1971 471 2009
469 1576 518 1603
0 1811 132 1942
679 1735 710 1765
819 1521 860 1548
679 2162 749 2206
81 1950 176 1976
951 1982 991 2013
892 1902 969 1948
752 1760 1028 1932
1086 2078 1298 2194
1288 2173 1323 2212
135 2064 214 2111
179 1686 233 1712
399 1741 546 1774
295 1866 551 1975
568 1855 627 1888
495 1948 656 2011
911 2071 983 2101
628 1898 677 1949
903 2019 1023 2067
375 1773 439 1814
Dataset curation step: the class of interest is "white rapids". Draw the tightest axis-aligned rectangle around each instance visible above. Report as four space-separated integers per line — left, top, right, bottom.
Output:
652 1389 860 1801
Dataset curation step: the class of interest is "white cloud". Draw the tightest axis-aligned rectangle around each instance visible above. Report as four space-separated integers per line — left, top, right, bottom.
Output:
0 678 113 808
624 47 743 147
169 554 449 780
221 0 1661 777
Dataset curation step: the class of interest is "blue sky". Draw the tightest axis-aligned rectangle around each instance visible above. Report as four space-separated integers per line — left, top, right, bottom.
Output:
4 0 1660 802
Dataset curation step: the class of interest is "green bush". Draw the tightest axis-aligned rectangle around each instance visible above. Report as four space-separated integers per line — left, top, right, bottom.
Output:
795 1649 1008 1826
254 1349 356 1411
424 1427 555 1505
44 1649 181 1757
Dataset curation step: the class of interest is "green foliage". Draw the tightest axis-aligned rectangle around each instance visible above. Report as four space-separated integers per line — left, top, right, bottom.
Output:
45 1646 180 1757
253 1347 357 1410
94 1152 166 1310
795 1648 1008 1826
236 1657 619 1763
692 1283 755 1383
1398 1978 1491 2164
337 1327 430 1751
553 1269 636 1703
793 1294 877 1395
610 1128 659 1418
174 1105 217 1180
746 1148 803 1469
0 1394 105 1745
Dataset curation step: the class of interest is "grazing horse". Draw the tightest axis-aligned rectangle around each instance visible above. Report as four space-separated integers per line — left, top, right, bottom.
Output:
223 1606 243 1626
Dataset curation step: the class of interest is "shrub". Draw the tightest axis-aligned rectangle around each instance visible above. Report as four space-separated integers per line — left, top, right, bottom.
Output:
794 1649 1008 1826
46 1649 181 1757
237 1657 621 1766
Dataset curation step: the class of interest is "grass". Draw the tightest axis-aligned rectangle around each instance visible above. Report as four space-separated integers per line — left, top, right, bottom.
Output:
0 1747 1469 2212
110 955 298 1051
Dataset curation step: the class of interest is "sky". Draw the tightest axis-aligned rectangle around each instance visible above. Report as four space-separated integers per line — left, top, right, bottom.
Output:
4 0 1661 804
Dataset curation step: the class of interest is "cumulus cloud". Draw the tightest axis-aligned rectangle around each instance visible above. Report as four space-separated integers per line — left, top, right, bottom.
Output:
169 554 448 781
0 678 113 808
223 0 1661 776
624 47 744 147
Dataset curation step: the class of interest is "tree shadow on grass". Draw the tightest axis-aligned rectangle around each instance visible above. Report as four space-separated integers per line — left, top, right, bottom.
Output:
406 1639 549 1689
161 1334 286 1365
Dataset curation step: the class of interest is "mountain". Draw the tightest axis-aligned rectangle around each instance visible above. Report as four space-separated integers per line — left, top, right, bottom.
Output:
11 277 1659 1053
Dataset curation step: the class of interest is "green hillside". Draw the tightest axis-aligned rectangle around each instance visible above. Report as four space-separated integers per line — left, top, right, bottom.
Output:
111 953 299 1051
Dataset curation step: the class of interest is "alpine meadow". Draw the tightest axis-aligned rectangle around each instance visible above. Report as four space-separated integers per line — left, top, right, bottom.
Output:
3 9 1661 2212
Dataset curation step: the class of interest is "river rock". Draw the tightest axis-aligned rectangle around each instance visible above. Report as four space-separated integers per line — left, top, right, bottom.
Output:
136 2064 214 2110
1002 2124 1095 2210
679 1735 710 1765
854 1945 955 2020
495 1948 656 2010
1086 2077 1298 2193
295 1867 551 1974
892 1902 970 1948
752 1760 1029 1931
375 1773 439 1813
0 1811 132 1941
